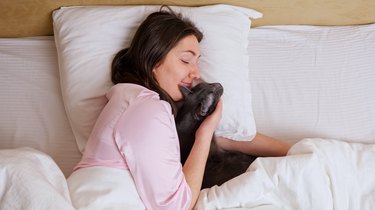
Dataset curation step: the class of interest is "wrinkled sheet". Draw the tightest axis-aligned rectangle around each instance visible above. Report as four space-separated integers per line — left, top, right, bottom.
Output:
0 147 74 210
195 138 375 210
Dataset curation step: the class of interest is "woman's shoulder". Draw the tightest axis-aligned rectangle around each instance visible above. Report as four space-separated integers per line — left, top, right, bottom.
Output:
106 83 172 115
106 83 157 103
106 83 154 98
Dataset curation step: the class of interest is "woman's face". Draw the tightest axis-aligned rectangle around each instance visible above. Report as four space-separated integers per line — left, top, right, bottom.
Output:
153 35 201 101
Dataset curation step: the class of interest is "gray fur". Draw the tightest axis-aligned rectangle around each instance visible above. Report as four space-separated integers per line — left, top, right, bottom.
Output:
175 82 256 189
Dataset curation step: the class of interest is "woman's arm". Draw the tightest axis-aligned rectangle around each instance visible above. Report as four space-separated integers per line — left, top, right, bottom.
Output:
115 99 193 210
215 132 292 157
183 100 222 209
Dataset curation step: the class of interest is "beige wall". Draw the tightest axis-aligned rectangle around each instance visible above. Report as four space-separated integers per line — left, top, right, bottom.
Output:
1 0 375 37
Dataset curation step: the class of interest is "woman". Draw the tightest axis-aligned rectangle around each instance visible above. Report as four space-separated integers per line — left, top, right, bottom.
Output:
72 8 291 210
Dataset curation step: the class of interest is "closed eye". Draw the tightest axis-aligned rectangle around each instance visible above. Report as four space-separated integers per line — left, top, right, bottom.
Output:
181 59 189 64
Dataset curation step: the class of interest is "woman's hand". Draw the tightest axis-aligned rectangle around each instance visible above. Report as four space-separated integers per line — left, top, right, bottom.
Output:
183 99 222 209
195 99 223 141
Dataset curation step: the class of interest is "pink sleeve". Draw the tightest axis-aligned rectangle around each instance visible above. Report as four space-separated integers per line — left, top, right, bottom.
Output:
114 98 192 210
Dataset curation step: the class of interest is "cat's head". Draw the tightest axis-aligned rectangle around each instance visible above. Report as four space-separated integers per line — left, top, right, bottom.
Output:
176 82 224 122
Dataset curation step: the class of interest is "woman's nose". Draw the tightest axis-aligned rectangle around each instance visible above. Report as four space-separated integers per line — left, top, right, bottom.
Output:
190 65 200 79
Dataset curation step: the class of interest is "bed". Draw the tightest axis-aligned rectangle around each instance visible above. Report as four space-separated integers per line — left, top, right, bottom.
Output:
1 1 375 210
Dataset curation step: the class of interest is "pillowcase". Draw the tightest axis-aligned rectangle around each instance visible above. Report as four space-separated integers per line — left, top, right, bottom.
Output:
53 4 262 152
248 24 375 144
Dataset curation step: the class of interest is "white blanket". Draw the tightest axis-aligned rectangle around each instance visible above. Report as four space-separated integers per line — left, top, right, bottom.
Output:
0 148 74 210
1 140 374 210
195 138 375 210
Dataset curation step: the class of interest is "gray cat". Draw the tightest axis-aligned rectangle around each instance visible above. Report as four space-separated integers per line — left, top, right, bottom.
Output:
175 82 256 189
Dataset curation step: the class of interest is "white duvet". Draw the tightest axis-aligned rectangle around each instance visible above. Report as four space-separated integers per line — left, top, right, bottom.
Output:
1 139 375 210
0 148 74 210
195 138 375 210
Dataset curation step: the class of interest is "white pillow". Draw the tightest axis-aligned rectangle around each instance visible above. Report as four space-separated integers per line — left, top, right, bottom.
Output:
248 24 375 144
0 37 81 177
53 4 262 152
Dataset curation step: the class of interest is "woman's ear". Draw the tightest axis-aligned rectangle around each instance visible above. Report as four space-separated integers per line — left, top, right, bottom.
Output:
152 62 162 76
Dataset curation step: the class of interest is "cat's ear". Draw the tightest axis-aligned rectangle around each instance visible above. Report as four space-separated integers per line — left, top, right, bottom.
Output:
179 85 192 98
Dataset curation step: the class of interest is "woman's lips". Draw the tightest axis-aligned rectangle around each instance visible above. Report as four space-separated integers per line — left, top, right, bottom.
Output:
180 82 192 89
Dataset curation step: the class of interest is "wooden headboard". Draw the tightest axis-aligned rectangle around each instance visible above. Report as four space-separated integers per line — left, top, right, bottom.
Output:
1 0 375 37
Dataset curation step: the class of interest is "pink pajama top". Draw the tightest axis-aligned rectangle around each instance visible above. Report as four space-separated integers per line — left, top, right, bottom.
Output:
74 83 192 210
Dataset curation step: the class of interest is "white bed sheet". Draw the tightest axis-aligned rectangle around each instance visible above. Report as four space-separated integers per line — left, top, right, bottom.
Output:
0 37 81 177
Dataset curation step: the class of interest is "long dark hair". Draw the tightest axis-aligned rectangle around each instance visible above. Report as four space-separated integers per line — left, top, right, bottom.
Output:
111 7 203 114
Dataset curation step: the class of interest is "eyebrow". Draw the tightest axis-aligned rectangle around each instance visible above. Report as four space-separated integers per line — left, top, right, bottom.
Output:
182 50 201 58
